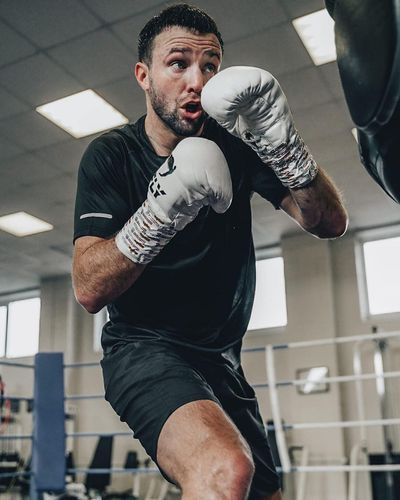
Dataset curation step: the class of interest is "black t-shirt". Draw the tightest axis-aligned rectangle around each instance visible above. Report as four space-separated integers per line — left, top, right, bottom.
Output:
74 116 287 354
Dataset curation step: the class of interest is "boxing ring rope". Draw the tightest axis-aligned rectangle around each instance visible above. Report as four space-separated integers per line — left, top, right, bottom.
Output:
64 361 99 369
67 431 133 438
0 360 34 369
267 417 400 431
0 434 33 440
276 464 400 472
68 467 160 474
253 369 400 389
253 329 400 495
242 329 400 353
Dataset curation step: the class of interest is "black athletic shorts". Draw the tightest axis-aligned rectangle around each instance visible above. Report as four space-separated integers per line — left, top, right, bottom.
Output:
101 339 280 496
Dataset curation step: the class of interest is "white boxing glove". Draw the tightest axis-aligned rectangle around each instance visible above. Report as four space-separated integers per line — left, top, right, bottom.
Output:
116 137 232 264
201 66 318 188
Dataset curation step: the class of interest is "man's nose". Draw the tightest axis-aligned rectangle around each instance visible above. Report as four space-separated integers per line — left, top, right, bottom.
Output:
186 66 205 94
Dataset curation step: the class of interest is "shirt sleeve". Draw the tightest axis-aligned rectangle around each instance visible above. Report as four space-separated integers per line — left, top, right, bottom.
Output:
73 135 132 243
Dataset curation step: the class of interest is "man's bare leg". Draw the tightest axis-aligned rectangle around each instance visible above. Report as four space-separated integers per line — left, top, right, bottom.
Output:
157 399 255 499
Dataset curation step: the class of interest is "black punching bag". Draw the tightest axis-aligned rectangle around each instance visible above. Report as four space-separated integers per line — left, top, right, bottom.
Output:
326 0 400 203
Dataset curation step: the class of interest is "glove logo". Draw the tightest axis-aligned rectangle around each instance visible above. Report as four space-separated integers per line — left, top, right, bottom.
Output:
149 176 166 199
159 155 176 177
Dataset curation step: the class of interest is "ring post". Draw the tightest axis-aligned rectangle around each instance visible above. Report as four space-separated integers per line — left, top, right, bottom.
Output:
31 353 65 499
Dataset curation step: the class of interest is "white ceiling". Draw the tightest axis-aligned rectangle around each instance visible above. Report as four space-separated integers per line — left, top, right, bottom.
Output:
0 0 399 294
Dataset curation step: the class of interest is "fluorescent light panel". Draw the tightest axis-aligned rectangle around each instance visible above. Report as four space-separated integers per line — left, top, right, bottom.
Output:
36 90 129 138
0 212 53 237
292 9 336 66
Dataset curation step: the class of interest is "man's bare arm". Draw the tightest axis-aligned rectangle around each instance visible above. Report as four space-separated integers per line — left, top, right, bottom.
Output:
280 168 348 239
72 236 146 314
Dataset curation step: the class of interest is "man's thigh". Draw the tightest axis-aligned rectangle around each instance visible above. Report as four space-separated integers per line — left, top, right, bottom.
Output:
100 340 220 464
156 399 252 486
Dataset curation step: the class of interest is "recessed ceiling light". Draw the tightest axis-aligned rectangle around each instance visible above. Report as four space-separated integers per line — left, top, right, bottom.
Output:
0 212 53 237
36 89 129 138
292 9 336 66
351 127 358 142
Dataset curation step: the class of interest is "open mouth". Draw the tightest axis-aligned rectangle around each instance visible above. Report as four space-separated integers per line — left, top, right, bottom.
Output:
185 102 201 113
181 101 203 119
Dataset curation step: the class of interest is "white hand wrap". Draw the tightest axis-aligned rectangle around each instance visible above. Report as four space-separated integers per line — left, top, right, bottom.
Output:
201 66 318 189
115 200 177 265
244 127 318 188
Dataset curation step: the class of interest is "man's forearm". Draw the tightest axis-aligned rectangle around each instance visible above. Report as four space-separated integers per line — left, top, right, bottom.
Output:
281 169 348 239
73 238 146 313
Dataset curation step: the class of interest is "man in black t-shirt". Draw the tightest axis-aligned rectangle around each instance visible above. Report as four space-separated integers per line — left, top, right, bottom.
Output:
73 4 347 499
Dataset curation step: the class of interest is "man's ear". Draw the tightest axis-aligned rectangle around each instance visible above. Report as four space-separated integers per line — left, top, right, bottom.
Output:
135 62 150 91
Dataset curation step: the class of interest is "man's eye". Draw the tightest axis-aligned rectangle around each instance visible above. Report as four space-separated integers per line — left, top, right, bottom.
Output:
204 63 217 73
171 61 186 70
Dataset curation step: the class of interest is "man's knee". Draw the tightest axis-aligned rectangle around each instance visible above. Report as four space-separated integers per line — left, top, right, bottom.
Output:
186 445 255 496
219 449 255 491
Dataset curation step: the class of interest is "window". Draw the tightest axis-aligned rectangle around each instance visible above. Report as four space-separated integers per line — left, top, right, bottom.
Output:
360 236 400 316
248 256 287 331
0 292 41 358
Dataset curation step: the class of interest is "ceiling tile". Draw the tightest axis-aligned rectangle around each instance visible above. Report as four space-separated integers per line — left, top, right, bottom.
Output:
318 62 346 101
279 66 333 112
0 53 83 106
35 222 74 248
110 7 164 51
42 201 76 228
49 29 134 87
328 157 400 230
95 77 145 122
0 20 36 67
9 176 76 221
36 137 93 174
1 153 60 189
0 185 29 214
0 135 24 160
222 23 311 76
307 130 358 167
83 0 165 23
0 111 71 150
0 86 30 119
0 0 101 48
0 267 39 294
193 0 287 43
293 100 353 143
281 0 326 19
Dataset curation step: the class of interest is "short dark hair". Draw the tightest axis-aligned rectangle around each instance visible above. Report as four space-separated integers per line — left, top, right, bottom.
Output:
138 3 224 64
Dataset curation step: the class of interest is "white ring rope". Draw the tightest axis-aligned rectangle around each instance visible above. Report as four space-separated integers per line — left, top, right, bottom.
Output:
265 345 291 473
272 330 400 350
253 369 400 389
277 464 400 473
276 417 400 431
